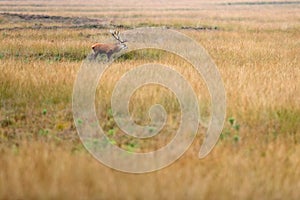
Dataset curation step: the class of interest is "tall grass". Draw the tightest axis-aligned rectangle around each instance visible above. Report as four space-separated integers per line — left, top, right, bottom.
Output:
0 0 299 199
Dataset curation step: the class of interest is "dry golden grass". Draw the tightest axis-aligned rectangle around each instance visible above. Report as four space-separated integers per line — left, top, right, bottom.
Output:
0 0 299 199
1 138 300 199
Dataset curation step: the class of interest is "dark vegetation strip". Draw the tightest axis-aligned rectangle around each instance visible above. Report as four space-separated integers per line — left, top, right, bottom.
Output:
0 49 168 62
0 12 102 24
0 24 122 31
0 24 218 31
0 13 218 31
0 51 88 62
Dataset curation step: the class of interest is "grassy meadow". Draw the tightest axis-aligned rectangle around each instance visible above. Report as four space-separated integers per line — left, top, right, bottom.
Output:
0 0 299 199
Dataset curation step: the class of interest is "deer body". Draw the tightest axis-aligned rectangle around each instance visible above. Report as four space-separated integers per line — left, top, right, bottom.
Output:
92 42 126 59
91 30 127 60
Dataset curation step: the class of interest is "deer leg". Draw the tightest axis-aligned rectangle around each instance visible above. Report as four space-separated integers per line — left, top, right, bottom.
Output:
93 52 99 59
107 52 113 61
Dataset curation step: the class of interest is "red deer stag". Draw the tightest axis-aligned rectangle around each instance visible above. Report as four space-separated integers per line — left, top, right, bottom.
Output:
91 30 127 60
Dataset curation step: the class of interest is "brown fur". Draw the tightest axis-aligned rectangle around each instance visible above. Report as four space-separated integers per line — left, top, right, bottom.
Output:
91 42 126 59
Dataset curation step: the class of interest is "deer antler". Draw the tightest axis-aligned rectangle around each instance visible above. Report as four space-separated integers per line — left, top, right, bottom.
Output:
110 30 126 43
